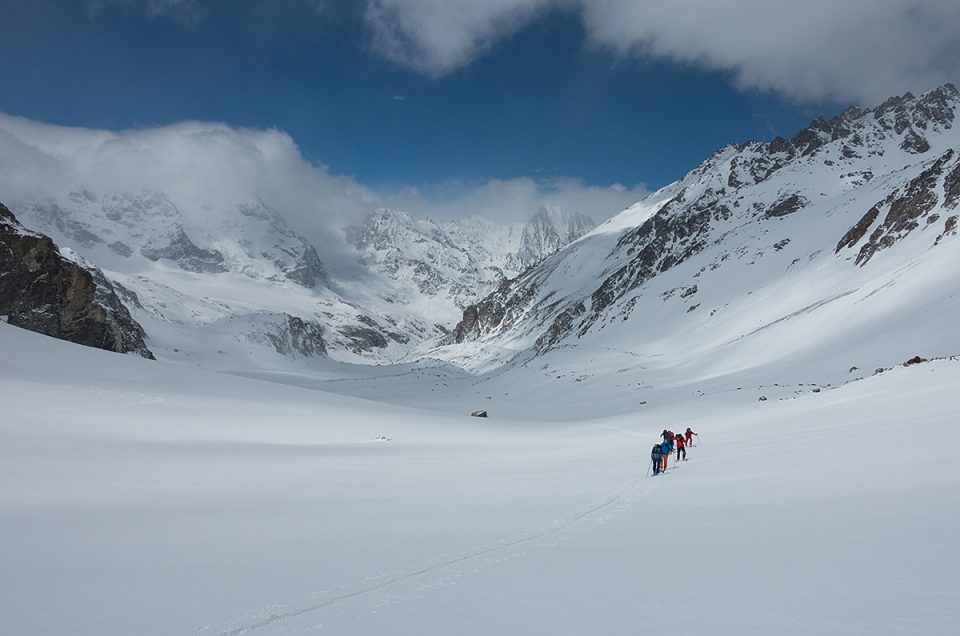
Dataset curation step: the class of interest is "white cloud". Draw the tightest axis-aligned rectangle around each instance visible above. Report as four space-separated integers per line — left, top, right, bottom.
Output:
364 0 555 78
389 177 644 224
0 114 644 272
87 0 960 102
363 0 960 103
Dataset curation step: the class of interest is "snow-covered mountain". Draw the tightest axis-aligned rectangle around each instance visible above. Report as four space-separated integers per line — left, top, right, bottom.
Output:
5 85 959 386
506 205 597 272
436 84 960 389
5 177 598 368
345 206 596 326
346 209 523 315
6 189 431 366
18 190 327 286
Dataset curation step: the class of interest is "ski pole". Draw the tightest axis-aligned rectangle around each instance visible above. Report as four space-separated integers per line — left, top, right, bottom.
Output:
646 459 653 477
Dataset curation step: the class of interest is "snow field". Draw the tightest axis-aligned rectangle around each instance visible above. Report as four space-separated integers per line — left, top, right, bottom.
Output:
2 323 959 634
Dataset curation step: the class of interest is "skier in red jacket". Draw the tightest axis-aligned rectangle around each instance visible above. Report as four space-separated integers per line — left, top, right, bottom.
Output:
685 427 698 447
676 432 687 461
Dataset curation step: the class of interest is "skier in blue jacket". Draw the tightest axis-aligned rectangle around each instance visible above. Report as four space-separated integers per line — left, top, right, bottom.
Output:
660 439 671 472
651 444 663 475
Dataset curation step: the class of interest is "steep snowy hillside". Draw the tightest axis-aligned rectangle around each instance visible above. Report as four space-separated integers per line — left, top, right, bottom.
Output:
435 85 960 391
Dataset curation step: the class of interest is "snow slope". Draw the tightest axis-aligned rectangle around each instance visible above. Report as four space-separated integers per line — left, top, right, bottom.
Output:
430 85 960 393
2 322 959 635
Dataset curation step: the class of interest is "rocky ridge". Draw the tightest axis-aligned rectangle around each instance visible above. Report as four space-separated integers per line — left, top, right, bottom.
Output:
0 202 153 358
439 84 960 362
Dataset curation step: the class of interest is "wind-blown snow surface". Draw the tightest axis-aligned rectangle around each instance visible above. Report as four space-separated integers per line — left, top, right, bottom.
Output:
2 323 958 635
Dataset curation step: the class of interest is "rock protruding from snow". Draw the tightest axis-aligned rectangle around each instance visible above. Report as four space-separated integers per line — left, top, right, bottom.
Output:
247 314 328 357
141 227 229 274
840 150 958 264
0 202 153 358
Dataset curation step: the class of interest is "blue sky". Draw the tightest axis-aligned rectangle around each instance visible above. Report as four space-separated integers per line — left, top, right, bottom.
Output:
1 1 836 190
0 0 957 219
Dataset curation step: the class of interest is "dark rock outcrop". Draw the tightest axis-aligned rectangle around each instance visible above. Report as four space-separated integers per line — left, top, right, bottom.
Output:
445 276 540 345
838 150 956 264
265 315 327 357
284 243 327 288
944 161 960 210
141 228 229 274
584 189 723 329
0 203 153 358
765 194 808 219
836 206 880 253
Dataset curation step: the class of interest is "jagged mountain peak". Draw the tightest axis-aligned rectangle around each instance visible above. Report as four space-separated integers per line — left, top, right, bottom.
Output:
510 205 597 271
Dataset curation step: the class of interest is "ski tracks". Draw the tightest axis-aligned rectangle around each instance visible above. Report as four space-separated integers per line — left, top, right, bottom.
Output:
193 473 658 636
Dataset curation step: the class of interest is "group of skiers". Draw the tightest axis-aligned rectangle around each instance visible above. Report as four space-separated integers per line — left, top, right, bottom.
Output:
650 428 697 476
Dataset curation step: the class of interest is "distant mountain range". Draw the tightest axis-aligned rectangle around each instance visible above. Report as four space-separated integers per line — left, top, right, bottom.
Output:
1 177 595 368
2 84 959 386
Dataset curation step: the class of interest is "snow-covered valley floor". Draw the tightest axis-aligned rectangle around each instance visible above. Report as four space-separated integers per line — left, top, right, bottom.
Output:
2 322 959 635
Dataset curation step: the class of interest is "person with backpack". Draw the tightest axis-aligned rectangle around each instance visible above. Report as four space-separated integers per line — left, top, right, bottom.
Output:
651 443 663 476
685 427 698 447
660 438 671 472
676 432 687 461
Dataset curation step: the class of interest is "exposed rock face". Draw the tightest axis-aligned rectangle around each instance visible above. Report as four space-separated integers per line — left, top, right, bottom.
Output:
142 227 229 273
252 315 327 357
445 277 540 344
582 188 727 329
765 194 809 219
451 306 481 343
836 206 880 253
840 150 956 264
0 203 153 358
336 315 410 354
284 243 326 288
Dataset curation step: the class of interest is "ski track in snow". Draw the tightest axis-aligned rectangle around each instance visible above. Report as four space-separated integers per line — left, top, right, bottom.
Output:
730 289 859 343
197 466 659 636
